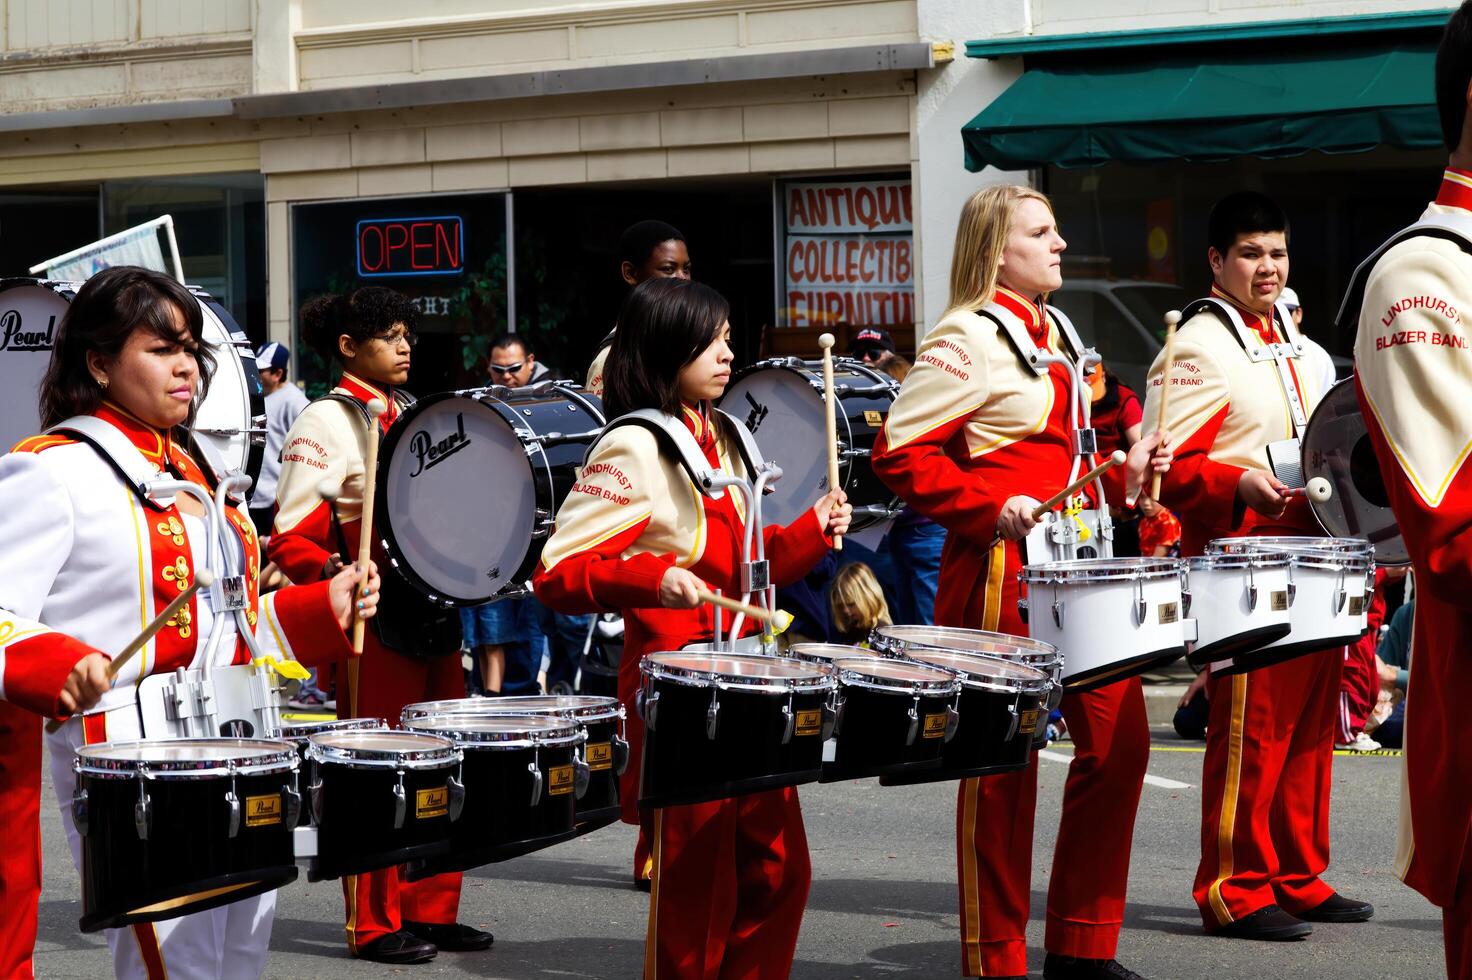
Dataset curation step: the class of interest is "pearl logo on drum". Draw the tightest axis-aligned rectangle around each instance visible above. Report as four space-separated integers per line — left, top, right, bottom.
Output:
0 309 56 352
407 412 471 477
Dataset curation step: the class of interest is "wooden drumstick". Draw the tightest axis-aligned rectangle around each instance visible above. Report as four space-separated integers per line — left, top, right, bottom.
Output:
1150 310 1183 500
818 332 843 552
988 451 1127 550
46 569 215 733
353 398 386 654
695 588 795 634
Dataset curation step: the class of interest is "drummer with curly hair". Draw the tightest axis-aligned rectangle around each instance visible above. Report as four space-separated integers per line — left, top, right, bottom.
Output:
536 276 850 979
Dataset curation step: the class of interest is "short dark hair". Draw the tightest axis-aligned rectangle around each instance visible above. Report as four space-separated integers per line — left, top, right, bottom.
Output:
1437 2 1472 151
1207 191 1289 257
490 332 533 356
40 266 214 429
619 220 685 267
604 278 735 443
299 287 418 364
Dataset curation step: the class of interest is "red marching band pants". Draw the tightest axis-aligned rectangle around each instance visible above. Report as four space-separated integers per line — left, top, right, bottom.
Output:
339 644 466 951
1191 646 1341 927
943 542 1150 978
0 702 41 979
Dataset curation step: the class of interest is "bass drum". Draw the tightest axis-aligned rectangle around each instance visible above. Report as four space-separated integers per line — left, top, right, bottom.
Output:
1301 378 1407 566
719 357 899 532
376 381 605 604
0 279 264 490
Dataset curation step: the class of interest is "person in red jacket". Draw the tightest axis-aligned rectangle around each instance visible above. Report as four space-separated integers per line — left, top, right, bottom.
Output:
872 185 1169 980
536 277 850 979
268 289 483 966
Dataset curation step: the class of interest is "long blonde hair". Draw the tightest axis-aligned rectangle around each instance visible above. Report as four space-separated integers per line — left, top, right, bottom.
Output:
830 562 892 638
946 185 1055 317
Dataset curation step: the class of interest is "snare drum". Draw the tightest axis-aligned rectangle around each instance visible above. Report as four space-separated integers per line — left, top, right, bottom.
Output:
273 718 387 825
0 279 264 490
1184 551 1293 668
306 731 462 880
869 625 1062 750
1020 558 1190 691
786 643 885 668
638 653 836 808
877 651 1050 786
72 738 299 932
400 714 586 875
1204 537 1374 674
376 382 605 603
718 358 899 532
822 658 961 782
402 695 627 827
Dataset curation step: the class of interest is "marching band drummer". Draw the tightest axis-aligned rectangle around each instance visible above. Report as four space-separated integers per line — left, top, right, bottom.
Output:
267 288 483 966
585 219 692 395
1140 192 1374 941
0 266 377 980
871 185 1170 980
535 277 851 979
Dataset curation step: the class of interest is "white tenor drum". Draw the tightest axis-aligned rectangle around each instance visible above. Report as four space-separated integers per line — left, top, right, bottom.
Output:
1204 537 1374 675
1019 558 1190 691
1184 550 1293 668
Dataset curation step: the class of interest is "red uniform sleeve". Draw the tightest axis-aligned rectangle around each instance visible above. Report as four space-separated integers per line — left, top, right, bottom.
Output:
762 507 833 587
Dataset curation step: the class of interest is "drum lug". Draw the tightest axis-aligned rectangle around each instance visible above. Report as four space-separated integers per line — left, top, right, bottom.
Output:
447 773 466 822
706 688 722 741
1335 565 1348 614
906 696 920 747
1051 598 1065 630
1018 595 1030 625
943 703 961 743
612 733 631 775
1246 560 1259 612
825 694 843 740
573 757 591 800
1133 575 1147 627
1005 699 1021 742
71 787 89 837
134 771 152 841
637 688 659 732
1181 587 1194 617
780 700 795 745
309 776 324 826
392 771 407 830
225 763 242 839
527 762 544 808
282 784 302 828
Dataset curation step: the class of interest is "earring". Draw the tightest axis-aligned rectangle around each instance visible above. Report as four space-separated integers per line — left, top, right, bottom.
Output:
96 377 109 389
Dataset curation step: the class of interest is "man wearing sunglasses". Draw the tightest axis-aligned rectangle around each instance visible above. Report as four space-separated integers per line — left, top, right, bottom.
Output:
486 332 548 389
848 325 896 363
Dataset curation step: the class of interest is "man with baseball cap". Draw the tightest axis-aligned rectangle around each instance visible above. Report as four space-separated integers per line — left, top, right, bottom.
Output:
848 326 896 363
249 341 310 537
1278 288 1336 398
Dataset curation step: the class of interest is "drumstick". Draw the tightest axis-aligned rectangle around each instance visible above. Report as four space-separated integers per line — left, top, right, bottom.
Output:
1150 310 1183 500
45 570 215 733
818 332 843 552
695 588 794 634
1282 478 1333 503
987 451 1126 550
352 399 386 654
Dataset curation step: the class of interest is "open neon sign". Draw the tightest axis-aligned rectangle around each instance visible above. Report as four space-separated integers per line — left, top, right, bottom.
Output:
357 216 465 277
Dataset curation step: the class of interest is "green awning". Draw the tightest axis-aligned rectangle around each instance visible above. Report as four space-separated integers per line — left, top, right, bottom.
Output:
962 42 1441 171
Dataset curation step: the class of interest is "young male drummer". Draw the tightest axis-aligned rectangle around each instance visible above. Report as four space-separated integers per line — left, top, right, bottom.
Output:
1350 5 1472 971
1141 192 1373 940
586 220 690 395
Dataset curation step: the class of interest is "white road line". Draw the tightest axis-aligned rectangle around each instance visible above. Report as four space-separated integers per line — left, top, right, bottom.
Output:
1038 749 1194 790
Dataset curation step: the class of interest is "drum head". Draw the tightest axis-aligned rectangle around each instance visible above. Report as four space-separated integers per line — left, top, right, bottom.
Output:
378 394 536 603
788 643 883 664
871 625 1058 662
0 280 70 452
77 738 296 774
1301 379 1408 565
278 717 385 739
720 364 827 527
901 650 1050 692
190 295 264 490
406 713 578 744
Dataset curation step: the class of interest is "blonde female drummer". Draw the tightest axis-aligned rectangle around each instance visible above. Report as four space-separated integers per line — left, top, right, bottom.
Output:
872 186 1169 980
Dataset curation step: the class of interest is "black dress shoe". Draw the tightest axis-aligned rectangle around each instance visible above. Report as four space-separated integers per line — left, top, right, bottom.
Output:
1298 893 1374 923
1211 904 1312 941
404 921 495 952
634 876 652 893
357 930 438 964
1043 953 1146 979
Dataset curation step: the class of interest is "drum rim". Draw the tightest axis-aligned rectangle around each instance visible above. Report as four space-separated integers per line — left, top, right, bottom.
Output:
275 717 387 739
305 730 461 768
834 657 964 694
1207 537 1374 570
641 651 836 691
75 738 298 778
1019 557 1185 582
869 624 1059 662
1186 552 1291 570
899 650 1052 694
401 712 584 747
787 643 884 662
401 695 623 725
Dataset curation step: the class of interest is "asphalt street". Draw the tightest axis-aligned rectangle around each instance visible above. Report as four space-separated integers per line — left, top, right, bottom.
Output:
34 733 1441 979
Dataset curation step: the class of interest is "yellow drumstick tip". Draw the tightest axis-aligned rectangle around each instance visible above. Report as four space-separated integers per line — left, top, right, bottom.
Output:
772 609 795 635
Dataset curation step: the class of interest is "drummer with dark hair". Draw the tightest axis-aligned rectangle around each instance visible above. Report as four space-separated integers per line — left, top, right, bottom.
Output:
268 288 485 966
0 266 376 979
535 277 850 979
1350 3 1472 971
585 219 690 396
1141 192 1373 941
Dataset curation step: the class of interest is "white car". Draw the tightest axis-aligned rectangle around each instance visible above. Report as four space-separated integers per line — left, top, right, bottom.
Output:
1048 279 1189 394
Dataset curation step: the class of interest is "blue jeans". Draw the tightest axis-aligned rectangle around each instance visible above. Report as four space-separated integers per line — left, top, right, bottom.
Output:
460 596 547 695
537 605 595 692
887 520 946 626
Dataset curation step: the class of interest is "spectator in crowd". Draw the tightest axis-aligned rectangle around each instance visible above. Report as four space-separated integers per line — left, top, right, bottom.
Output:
1278 287 1337 398
487 332 551 387
248 341 310 537
830 562 892 646
1372 595 1414 750
848 325 895 365
777 552 838 647
1337 566 1409 751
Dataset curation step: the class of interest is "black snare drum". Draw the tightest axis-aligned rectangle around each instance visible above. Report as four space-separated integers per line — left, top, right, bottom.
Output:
377 381 604 603
400 714 585 876
273 718 387 825
877 651 1050 786
306 731 462 880
823 658 960 782
871 626 1063 750
71 738 299 932
402 695 626 828
719 358 899 532
638 652 836 808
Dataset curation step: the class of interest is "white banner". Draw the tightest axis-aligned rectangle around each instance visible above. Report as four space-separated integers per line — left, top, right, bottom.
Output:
46 223 168 281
